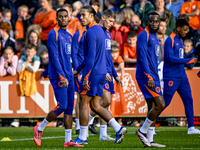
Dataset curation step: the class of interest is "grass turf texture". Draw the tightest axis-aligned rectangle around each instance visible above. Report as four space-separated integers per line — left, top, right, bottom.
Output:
0 127 199 150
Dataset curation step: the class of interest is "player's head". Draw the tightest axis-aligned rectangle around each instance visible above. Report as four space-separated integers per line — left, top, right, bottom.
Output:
56 9 69 28
176 19 189 38
127 30 137 48
147 12 160 33
184 39 193 55
80 6 96 26
101 9 115 30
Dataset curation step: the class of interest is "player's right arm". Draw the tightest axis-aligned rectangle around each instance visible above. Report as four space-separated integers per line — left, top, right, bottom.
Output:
47 30 67 81
137 32 153 81
72 31 79 71
164 37 195 64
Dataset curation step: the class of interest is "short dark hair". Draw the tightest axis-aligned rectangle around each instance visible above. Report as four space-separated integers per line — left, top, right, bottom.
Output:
90 0 101 7
107 0 116 6
177 14 189 22
102 9 115 19
176 19 189 28
16 38 25 47
94 15 100 23
25 44 36 51
148 12 160 18
56 8 68 17
82 6 96 17
160 18 166 22
127 30 137 39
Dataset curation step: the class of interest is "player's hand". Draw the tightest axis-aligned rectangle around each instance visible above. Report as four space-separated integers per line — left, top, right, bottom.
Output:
194 58 198 64
4 62 8 69
106 73 112 82
115 77 123 87
148 80 155 89
78 74 82 82
61 78 69 88
73 70 78 77
83 80 90 91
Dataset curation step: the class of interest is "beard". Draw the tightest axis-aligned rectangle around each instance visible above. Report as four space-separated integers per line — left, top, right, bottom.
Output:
133 25 140 31
149 27 159 33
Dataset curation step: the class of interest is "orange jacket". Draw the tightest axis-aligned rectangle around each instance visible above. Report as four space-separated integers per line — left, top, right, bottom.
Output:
15 20 24 39
67 17 82 36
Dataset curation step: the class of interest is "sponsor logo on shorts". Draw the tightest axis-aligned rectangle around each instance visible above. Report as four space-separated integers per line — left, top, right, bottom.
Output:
155 87 160 93
105 83 109 89
168 81 173 87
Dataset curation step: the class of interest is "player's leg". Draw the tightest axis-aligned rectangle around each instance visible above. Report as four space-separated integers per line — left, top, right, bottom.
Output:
177 79 200 134
88 110 99 134
75 93 80 134
63 80 83 147
34 79 68 146
90 95 127 144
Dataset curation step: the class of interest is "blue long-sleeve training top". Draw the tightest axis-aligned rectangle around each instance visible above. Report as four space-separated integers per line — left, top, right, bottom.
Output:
80 21 107 81
71 27 85 75
163 32 195 80
47 25 73 80
136 27 160 81
104 29 118 78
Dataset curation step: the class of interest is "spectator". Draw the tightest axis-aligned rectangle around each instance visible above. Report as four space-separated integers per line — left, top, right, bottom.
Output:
2 8 12 21
180 0 200 30
184 39 196 69
62 4 82 36
0 46 18 77
123 30 137 67
110 12 130 55
104 0 116 12
52 0 66 10
0 41 3 56
17 44 40 96
157 18 168 62
21 28 48 57
134 0 155 28
0 22 15 53
72 1 83 18
0 10 3 23
130 14 144 35
15 38 25 59
124 0 134 10
165 0 184 19
90 0 102 20
33 0 57 46
111 41 125 79
121 7 134 27
15 5 32 40
154 0 176 35
40 50 48 78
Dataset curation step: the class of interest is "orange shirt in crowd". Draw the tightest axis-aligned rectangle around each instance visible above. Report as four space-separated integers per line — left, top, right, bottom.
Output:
123 42 137 59
113 55 124 68
33 9 57 41
180 0 200 30
67 17 82 36
15 20 24 39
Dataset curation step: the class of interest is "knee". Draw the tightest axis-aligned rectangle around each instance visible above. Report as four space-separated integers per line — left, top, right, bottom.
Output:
101 98 111 108
90 102 101 113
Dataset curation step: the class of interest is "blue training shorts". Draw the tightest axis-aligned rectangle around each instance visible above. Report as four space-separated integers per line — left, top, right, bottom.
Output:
79 74 106 97
137 79 163 99
74 77 79 92
50 79 75 115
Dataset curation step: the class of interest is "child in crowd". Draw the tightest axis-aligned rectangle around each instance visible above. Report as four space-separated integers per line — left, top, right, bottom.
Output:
184 39 196 69
15 38 25 59
15 5 29 39
40 51 49 79
111 41 125 79
0 46 18 77
17 44 40 96
2 8 12 21
123 30 137 67
72 1 83 18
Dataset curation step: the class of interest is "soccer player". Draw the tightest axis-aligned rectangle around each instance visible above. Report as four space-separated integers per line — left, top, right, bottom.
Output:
88 9 122 141
73 6 127 144
71 25 86 134
135 12 166 147
33 9 83 148
163 19 200 134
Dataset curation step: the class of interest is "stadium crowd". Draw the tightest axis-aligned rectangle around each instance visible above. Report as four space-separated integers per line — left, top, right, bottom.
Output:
0 0 200 81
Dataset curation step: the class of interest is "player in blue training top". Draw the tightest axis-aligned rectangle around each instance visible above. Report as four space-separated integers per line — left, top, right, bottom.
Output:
163 19 200 134
33 9 83 148
73 6 127 145
71 25 86 135
87 9 123 141
135 12 166 148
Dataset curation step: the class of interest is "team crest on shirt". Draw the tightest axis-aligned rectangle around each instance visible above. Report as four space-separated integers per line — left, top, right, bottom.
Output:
179 48 184 58
192 5 196 10
65 43 71 54
155 44 160 56
105 39 111 50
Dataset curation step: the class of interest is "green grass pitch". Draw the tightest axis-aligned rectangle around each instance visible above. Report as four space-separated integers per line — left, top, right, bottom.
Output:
0 127 200 150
